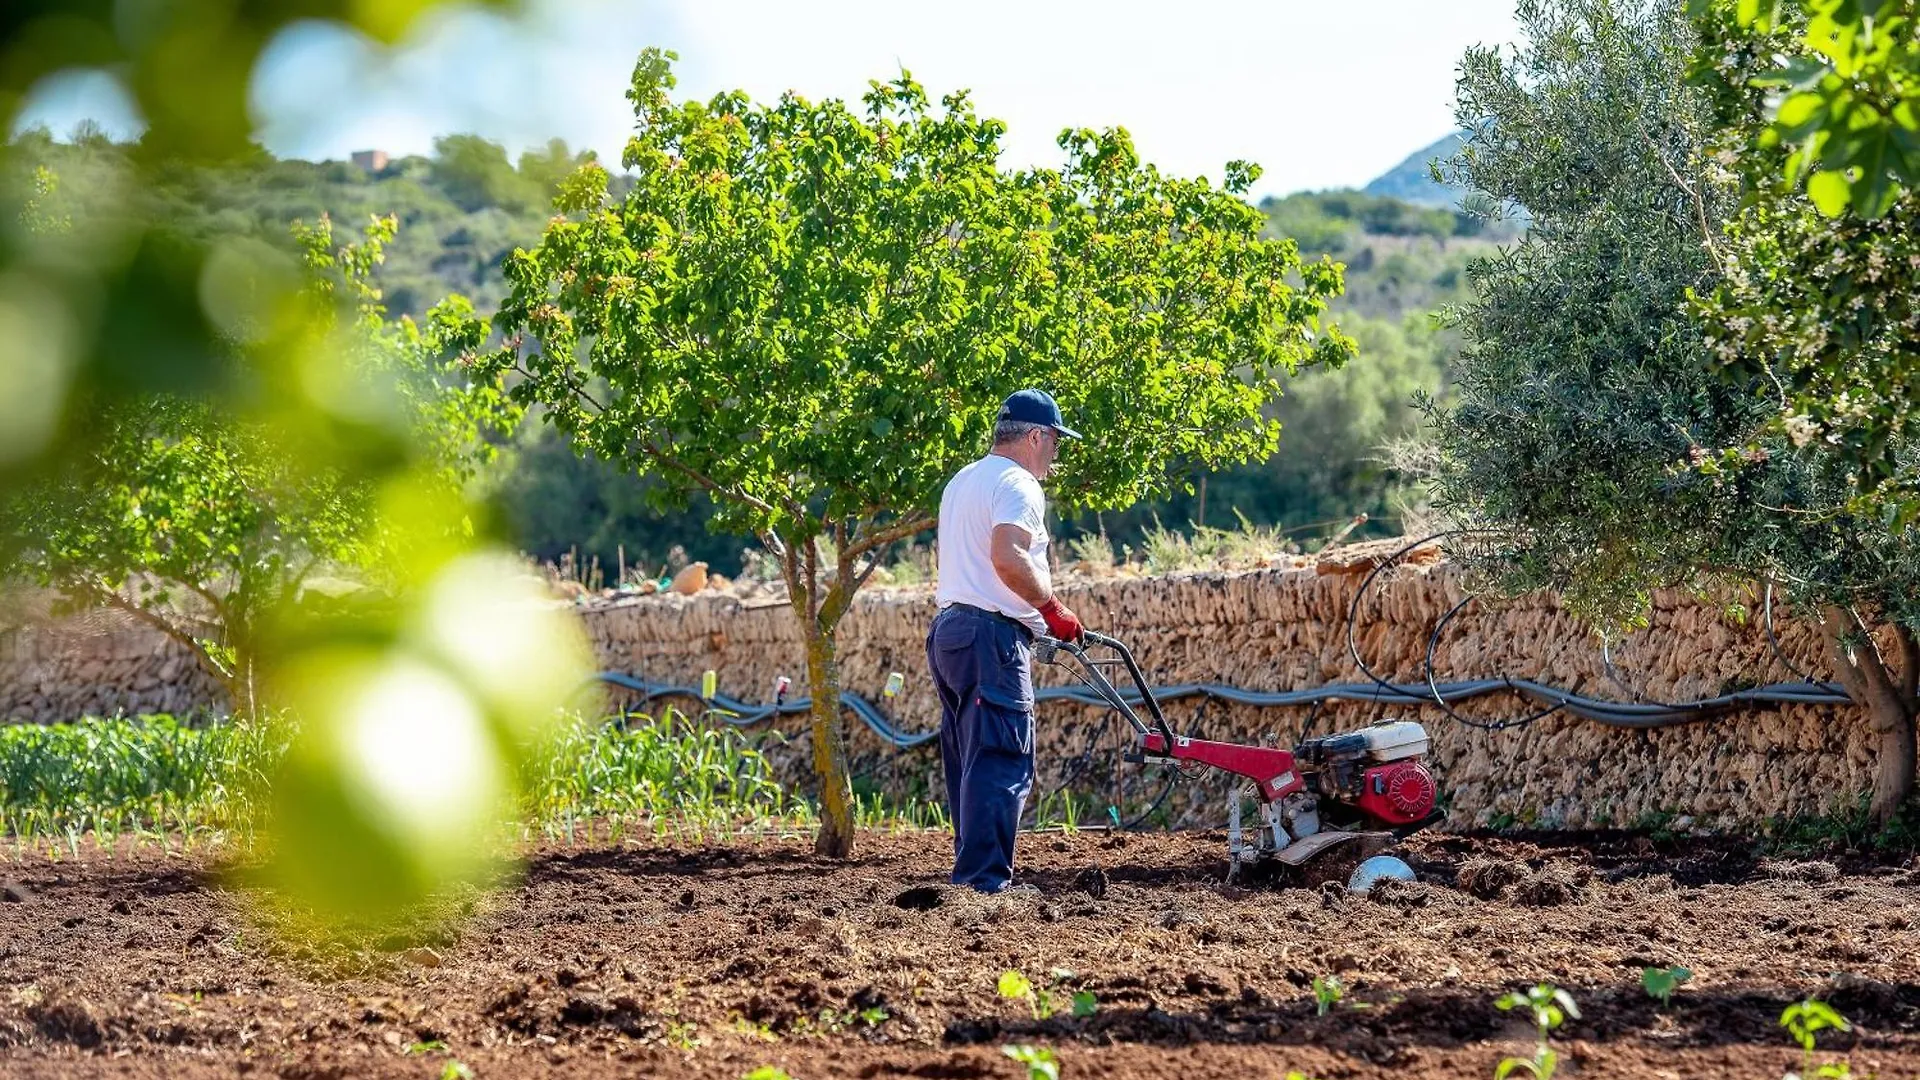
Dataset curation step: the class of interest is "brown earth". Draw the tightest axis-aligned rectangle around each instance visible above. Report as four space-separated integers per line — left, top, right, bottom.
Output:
3 829 1919 1079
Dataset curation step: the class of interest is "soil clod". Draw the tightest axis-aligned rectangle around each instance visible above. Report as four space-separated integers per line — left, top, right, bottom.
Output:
1074 865 1109 899
893 885 945 910
1456 855 1528 900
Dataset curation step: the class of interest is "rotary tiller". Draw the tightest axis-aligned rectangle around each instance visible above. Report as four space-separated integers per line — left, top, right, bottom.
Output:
1035 630 1440 888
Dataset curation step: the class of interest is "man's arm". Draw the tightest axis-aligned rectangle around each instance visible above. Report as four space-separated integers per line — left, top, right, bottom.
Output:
991 523 1083 641
990 524 1050 607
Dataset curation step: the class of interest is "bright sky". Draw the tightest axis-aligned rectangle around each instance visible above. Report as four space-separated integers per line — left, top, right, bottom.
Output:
14 0 1520 200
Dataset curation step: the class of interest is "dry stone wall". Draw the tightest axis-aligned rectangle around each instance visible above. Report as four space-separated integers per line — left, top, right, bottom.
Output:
0 611 226 722
2 552 1873 832
580 556 1868 832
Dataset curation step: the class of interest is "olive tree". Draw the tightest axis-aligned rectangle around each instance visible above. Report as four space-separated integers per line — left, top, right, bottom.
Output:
1427 0 1920 824
477 49 1352 856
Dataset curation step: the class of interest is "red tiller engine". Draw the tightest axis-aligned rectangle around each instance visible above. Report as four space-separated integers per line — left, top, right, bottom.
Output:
1295 722 1439 827
1138 719 1438 874
1037 630 1441 880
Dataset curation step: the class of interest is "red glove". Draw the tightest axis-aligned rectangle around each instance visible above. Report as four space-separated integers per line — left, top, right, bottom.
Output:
1037 597 1084 642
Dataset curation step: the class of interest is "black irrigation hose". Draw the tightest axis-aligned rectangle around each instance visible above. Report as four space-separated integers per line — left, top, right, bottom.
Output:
598 671 1179 830
1348 529 1861 732
1421 591 1569 731
593 674 939 749
1345 530 1477 698
1351 529 1570 732
592 528 1858 751
593 669 1855 744
584 539 1862 836
1765 580 1848 694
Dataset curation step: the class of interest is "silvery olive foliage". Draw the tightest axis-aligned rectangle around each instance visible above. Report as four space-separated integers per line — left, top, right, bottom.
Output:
1427 0 1920 822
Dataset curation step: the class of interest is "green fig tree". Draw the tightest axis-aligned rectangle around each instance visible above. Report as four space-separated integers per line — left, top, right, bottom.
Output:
476 49 1351 856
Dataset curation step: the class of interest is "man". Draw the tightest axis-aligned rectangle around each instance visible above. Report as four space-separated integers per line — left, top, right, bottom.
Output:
927 388 1087 894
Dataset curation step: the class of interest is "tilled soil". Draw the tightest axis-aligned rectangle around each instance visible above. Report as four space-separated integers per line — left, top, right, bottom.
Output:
3 829 1919 1079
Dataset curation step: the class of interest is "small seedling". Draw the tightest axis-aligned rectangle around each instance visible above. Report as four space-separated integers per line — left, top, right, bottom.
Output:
1641 966 1691 1007
857 1006 890 1027
1002 1044 1060 1080
1312 975 1345 1016
742 1068 794 1080
664 1019 700 1050
439 1062 473 1080
1493 983 1578 1080
999 970 1040 1017
730 1016 779 1042
1000 969 1087 1021
1781 999 1853 1080
405 1040 449 1055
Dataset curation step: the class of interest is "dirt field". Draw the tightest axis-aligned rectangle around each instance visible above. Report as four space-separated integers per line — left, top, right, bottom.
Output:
3 828 1918 1079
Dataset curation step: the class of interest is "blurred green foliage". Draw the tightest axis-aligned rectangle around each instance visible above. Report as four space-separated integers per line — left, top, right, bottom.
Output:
0 1 610 926
0 1 514 486
3 127 582 319
0 214 515 714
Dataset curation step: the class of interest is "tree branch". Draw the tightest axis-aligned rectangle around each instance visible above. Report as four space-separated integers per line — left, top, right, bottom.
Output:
67 576 236 698
849 552 885 595
802 533 821 624
1900 623 1920 705
277 554 322 609
1825 605 1906 728
636 440 780 520
778 529 805 616
1636 124 1722 274
843 514 938 562
180 579 230 625
511 359 609 415
1819 605 1872 704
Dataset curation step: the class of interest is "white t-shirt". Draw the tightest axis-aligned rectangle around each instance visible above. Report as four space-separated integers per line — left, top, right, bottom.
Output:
934 453 1050 634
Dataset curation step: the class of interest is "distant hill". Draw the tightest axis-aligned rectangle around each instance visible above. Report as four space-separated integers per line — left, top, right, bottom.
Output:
2 129 600 321
1363 131 1470 209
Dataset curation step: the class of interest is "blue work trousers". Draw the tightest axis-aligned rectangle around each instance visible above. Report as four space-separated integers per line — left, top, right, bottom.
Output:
926 605 1036 893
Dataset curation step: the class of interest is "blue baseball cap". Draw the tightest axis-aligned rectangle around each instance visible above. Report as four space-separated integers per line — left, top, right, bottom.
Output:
998 388 1081 439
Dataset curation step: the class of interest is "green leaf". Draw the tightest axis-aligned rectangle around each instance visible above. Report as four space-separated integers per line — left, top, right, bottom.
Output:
1001 1045 1060 1080
1806 169 1853 215
1494 1057 1536 1080
1777 91 1829 131
998 970 1034 1000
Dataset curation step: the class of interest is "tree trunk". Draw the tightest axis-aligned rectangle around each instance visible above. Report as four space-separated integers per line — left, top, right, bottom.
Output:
803 623 857 857
1872 700 1919 826
1821 607 1918 826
